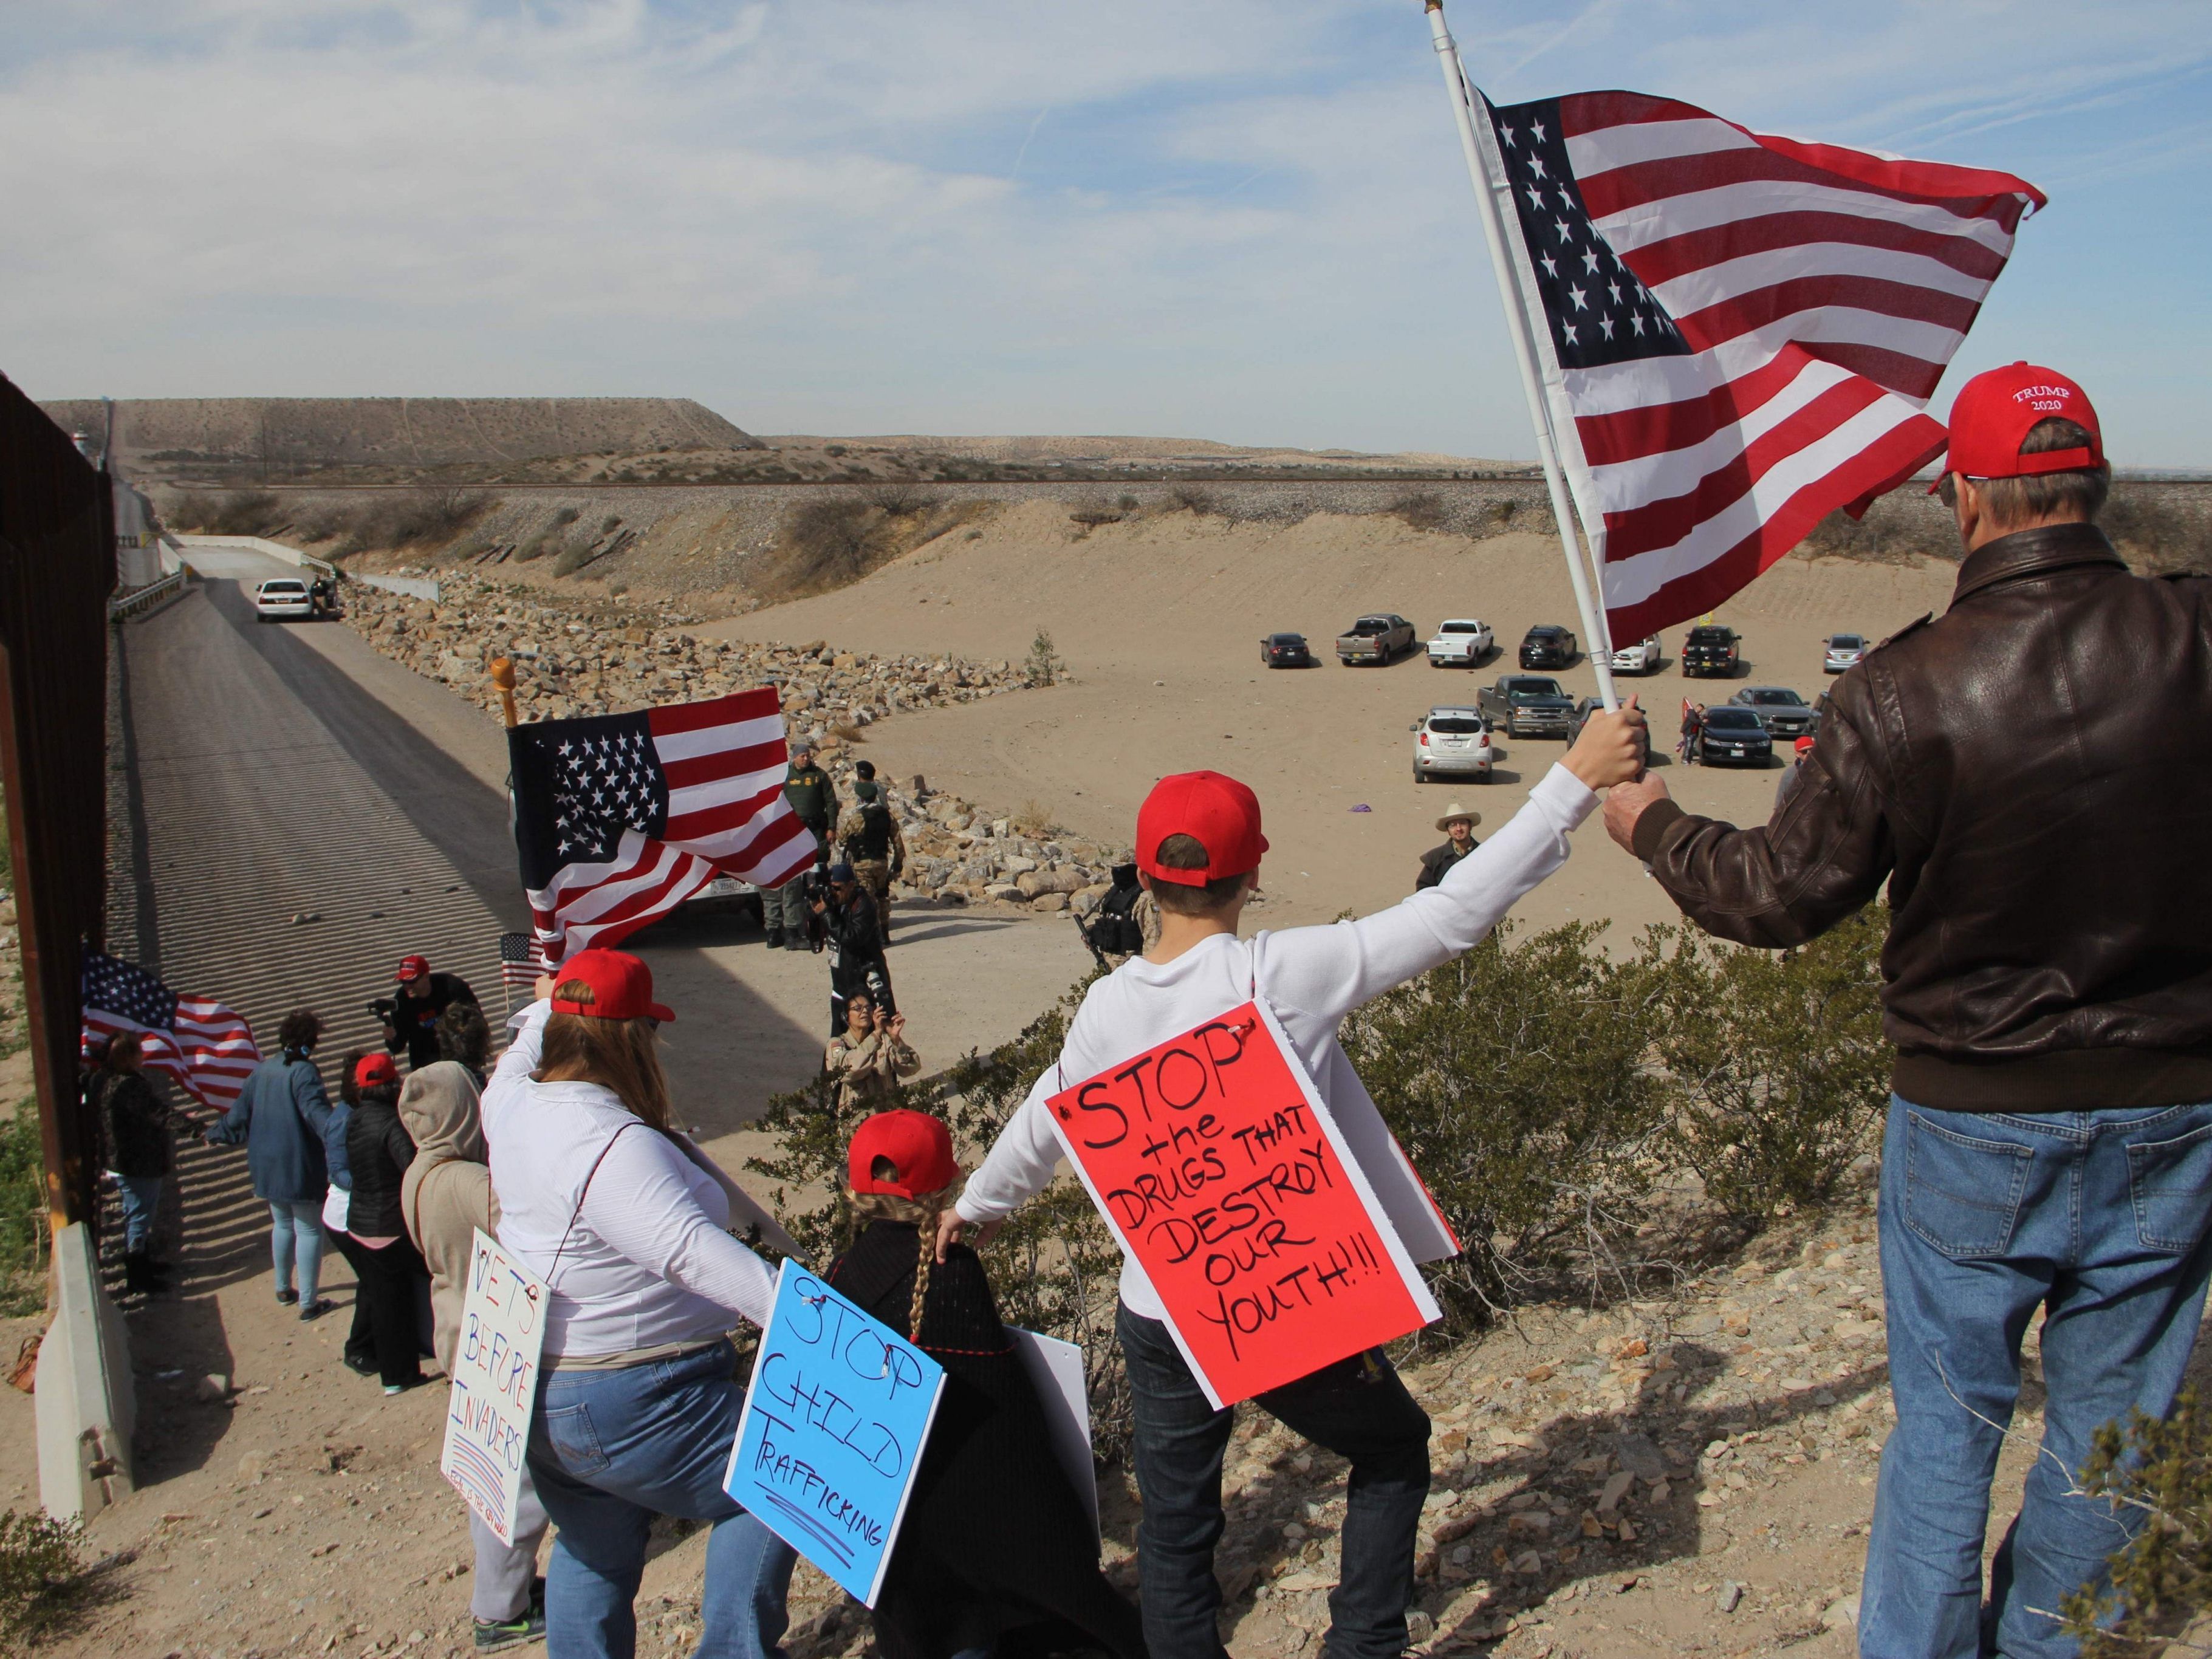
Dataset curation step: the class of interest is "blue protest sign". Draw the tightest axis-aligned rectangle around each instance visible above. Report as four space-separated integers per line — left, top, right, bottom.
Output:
722 1260 947 1607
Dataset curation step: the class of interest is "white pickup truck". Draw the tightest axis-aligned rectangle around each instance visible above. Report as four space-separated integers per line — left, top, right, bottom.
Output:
1425 618 1495 668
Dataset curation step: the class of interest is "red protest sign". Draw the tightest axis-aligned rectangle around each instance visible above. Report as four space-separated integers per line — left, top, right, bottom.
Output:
1046 1000 1439 1406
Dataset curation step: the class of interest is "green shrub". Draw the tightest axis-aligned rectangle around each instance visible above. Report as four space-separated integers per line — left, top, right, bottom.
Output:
1652 909 1889 1221
2061 1386 2212 1654
1343 920 1671 1323
0 1508 89 1650
0 1108 46 1316
1025 628 1063 688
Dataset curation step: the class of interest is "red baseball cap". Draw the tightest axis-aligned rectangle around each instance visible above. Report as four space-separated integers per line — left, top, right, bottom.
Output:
355 1053 399 1089
1930 362 2103 490
1794 735 1816 755
549 949 676 1023
1135 770 1268 888
849 1110 957 1200
394 954 430 983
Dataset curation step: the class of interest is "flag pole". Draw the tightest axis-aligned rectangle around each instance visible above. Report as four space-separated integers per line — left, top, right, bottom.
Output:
489 657 519 728
1425 0 1620 711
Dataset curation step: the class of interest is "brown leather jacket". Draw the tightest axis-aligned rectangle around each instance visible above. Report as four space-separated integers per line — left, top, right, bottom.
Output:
1632 522 2212 1112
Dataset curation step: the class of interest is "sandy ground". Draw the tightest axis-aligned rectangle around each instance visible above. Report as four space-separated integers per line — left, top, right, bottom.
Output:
700 503 1959 938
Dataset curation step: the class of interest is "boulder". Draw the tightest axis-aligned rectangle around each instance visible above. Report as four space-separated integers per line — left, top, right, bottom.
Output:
1030 892 1070 912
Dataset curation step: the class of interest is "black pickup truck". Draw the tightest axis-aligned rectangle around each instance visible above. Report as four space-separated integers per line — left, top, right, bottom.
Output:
1478 674 1575 739
1682 625 1742 679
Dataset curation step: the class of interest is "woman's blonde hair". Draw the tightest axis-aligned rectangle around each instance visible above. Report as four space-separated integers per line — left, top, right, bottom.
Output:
849 1184 951 1339
537 979 674 1133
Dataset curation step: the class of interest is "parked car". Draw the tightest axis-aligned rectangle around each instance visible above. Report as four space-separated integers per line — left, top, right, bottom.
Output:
1425 618 1495 668
253 578 315 623
1695 705 1773 766
1337 614 1416 666
1411 706 1494 784
1682 624 1742 678
1823 633 1866 674
1730 685 1819 738
1518 624 1578 669
1478 673 1566 721
1609 634 1663 674
685 871 765 929
1570 697 1653 762
1260 632 1315 668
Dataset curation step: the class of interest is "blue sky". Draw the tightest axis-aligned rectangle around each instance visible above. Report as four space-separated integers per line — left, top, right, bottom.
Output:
5 1 2209 464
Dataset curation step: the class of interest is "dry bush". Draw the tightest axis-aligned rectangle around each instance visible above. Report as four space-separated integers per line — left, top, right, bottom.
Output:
1388 490 1450 532
864 482 930 517
334 488 491 558
168 490 284 536
551 543 593 578
1012 798 1052 838
752 495 891 601
1799 498 1957 565
1169 484 1218 516
828 722 865 745
2104 485 2212 575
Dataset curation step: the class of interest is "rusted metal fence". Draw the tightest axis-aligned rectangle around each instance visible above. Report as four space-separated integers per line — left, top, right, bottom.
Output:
0 372 115 1231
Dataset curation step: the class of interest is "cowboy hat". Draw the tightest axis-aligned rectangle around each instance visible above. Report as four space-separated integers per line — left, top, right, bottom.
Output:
1434 804 1482 833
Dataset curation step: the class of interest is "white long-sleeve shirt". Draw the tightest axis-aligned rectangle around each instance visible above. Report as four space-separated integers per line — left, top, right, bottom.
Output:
482 1002 776 1355
956 762 1597 1322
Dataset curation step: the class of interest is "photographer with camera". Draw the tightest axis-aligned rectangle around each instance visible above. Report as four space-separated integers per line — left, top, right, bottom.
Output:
377 954 479 1073
810 861 894 1039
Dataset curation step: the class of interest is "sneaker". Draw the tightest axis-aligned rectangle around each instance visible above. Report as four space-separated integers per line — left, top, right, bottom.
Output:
343 1353 377 1377
298 1298 334 1322
275 1288 299 1306
381 1377 425 1397
474 1603 547 1654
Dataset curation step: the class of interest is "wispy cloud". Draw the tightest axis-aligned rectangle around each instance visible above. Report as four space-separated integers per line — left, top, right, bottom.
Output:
2 0 2207 463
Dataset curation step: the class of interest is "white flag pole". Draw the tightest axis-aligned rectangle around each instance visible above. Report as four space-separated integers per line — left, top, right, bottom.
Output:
1425 0 1620 711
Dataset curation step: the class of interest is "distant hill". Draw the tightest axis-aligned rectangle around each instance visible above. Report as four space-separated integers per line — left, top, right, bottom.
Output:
764 433 1520 473
38 396 759 476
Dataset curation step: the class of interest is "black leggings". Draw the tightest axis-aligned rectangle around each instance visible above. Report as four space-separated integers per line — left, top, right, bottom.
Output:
324 1228 377 1369
353 1235 431 1388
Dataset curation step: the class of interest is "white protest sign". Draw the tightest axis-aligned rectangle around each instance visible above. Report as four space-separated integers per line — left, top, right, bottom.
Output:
440 1228 549 1545
1012 1329 1098 1547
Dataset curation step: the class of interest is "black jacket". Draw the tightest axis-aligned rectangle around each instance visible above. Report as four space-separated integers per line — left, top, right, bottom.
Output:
829 1222 1145 1659
103 1072 178 1178
345 1098 417 1237
385 972 478 1072
1637 524 2212 1111
1416 837 1479 891
825 889 889 1000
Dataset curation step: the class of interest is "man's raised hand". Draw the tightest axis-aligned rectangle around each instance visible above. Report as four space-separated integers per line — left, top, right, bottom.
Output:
1563 694 1649 792
1604 771 1671 853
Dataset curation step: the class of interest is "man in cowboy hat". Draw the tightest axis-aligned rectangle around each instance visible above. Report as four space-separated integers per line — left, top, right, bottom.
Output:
1415 804 1482 891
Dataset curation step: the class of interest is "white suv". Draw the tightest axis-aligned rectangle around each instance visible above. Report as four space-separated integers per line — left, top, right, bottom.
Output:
1610 634 1662 674
253 579 314 623
1412 706 1494 783
1426 618 1494 668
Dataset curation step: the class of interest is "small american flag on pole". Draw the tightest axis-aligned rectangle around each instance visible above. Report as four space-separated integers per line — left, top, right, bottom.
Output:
508 686 813 961
80 951 260 1111
498 932 552 1008
1459 79 2042 638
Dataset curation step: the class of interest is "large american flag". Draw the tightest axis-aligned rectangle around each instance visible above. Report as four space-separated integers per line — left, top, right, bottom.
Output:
508 685 813 960
80 952 260 1112
1466 84 2043 639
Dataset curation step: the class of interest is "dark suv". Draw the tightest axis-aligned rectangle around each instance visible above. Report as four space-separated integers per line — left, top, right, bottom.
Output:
1682 625 1742 679
1518 624 1578 669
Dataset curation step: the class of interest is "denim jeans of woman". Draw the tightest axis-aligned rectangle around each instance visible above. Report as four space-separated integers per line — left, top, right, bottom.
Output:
114 1174 164 1254
267 1199 324 1304
528 1340 795 1659
1860 1095 2212 1659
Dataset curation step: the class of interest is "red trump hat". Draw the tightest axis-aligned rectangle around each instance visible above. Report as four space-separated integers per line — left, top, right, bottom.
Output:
1932 362 2103 488
354 1053 398 1090
1135 770 1268 888
849 1110 958 1200
549 949 676 1023
394 954 430 983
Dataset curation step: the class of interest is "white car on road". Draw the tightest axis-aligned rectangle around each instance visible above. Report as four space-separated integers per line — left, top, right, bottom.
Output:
1609 634 1663 674
1426 618 1495 668
1412 706 1494 783
253 579 315 623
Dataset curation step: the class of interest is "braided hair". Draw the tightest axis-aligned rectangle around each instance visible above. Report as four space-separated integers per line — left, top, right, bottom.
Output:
847 1180 950 1341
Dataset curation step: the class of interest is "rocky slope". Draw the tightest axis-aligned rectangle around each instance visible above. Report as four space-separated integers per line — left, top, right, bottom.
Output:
338 576 1132 912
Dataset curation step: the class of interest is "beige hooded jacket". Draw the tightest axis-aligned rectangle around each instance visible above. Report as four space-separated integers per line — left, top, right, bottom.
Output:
397 1061 495 1375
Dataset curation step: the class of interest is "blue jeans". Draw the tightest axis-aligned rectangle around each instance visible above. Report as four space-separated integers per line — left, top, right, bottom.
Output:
269 1199 324 1303
1118 1301 1430 1659
1861 1095 2212 1659
528 1339 796 1659
114 1174 164 1253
